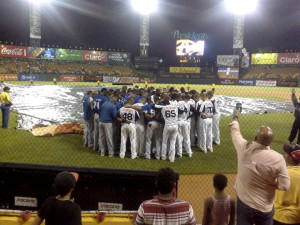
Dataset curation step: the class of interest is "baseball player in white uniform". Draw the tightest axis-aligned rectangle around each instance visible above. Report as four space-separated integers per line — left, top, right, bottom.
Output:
208 91 221 145
176 96 193 157
196 95 204 148
155 102 179 162
198 92 214 152
118 98 140 159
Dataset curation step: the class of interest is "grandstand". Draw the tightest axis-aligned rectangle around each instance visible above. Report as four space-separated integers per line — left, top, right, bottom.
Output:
243 65 300 80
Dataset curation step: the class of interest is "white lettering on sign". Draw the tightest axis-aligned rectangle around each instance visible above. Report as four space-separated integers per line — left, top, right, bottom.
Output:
1 47 24 56
15 196 38 207
98 202 123 211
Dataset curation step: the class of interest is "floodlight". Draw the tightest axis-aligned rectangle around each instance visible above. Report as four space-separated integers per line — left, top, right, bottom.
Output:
132 0 157 15
28 0 50 4
225 0 257 15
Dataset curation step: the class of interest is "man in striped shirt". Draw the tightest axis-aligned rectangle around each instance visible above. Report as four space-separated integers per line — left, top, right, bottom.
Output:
135 168 197 225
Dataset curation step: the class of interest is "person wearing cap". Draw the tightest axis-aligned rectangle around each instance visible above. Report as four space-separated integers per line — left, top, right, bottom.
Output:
229 109 290 225
31 171 81 225
273 144 300 225
0 86 12 129
288 88 300 145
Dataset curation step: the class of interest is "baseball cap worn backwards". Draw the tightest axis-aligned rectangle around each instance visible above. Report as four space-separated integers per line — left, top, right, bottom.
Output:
283 144 300 163
54 171 78 194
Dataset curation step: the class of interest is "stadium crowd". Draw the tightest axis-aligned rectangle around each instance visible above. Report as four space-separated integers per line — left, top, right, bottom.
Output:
0 58 135 77
82 85 221 162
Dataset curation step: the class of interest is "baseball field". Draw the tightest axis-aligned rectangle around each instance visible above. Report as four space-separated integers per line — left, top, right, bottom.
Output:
0 82 295 222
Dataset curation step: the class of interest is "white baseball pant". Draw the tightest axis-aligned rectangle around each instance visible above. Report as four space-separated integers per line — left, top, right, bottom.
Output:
161 125 178 162
135 124 145 157
212 113 220 145
177 121 192 157
99 122 114 157
120 123 137 159
196 117 202 147
84 118 94 148
145 121 162 160
199 118 213 152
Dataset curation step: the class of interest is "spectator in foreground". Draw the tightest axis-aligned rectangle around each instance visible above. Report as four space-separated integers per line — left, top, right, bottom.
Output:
0 86 12 129
229 108 290 225
273 144 300 225
202 174 235 225
288 88 300 145
31 171 81 225
135 167 196 225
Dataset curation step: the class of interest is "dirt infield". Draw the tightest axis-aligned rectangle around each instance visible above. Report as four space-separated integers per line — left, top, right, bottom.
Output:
179 174 237 223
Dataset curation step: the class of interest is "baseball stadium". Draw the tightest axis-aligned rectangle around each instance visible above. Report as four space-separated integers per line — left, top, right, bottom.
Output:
0 0 300 224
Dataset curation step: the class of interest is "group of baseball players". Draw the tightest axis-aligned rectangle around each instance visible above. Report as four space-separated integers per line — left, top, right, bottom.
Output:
82 85 220 162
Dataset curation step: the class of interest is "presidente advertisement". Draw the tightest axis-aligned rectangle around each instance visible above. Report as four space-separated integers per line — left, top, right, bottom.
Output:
251 53 278 65
169 67 200 74
56 49 82 61
28 47 56 59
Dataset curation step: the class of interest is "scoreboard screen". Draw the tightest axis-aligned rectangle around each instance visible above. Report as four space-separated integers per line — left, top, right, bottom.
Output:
176 39 205 57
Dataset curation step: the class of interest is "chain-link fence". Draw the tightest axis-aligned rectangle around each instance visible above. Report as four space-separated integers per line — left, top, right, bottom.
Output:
0 0 300 224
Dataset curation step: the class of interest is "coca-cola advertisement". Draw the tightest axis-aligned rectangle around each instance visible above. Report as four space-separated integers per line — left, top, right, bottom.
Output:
277 53 300 65
0 45 28 58
82 51 107 62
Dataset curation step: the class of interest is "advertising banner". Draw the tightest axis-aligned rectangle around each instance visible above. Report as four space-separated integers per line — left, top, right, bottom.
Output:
139 77 156 83
102 76 121 83
217 55 239 67
219 79 238 85
82 51 107 62
18 74 40 81
120 77 139 83
28 47 56 59
0 74 18 81
0 45 28 58
277 80 297 87
29 3 41 39
238 79 255 86
251 53 278 65
169 67 200 74
218 67 239 79
85 76 102 82
205 74 217 79
107 52 131 63
56 49 82 61
277 53 300 65
60 75 81 82
157 74 171 78
256 80 277 87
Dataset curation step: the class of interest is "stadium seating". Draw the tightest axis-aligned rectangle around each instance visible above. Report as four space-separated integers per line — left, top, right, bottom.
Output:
0 58 135 77
243 66 300 80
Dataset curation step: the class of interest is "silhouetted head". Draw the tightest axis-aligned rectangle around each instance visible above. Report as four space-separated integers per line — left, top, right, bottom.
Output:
254 126 274 146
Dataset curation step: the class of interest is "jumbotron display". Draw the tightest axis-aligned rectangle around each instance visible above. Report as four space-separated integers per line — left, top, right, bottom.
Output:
176 39 205 56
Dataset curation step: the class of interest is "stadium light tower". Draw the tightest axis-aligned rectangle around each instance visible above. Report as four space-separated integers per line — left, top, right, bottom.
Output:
28 0 50 47
132 0 157 57
225 0 257 55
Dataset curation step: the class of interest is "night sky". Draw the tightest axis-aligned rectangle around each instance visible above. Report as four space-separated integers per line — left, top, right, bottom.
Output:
0 0 299 66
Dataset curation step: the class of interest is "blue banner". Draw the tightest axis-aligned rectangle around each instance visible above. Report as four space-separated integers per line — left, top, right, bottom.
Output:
28 47 56 59
18 74 40 81
238 79 255 86
107 52 131 63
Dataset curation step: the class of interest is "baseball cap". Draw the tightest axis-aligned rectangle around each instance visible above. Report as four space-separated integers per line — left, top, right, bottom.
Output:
283 144 300 163
54 171 79 196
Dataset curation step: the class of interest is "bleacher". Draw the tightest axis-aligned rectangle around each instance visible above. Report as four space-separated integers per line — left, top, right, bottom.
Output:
0 58 135 77
243 66 300 80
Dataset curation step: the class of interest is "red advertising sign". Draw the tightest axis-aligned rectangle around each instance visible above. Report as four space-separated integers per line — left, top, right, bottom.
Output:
0 45 28 58
60 75 81 82
277 53 300 64
82 51 107 62
0 74 18 81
